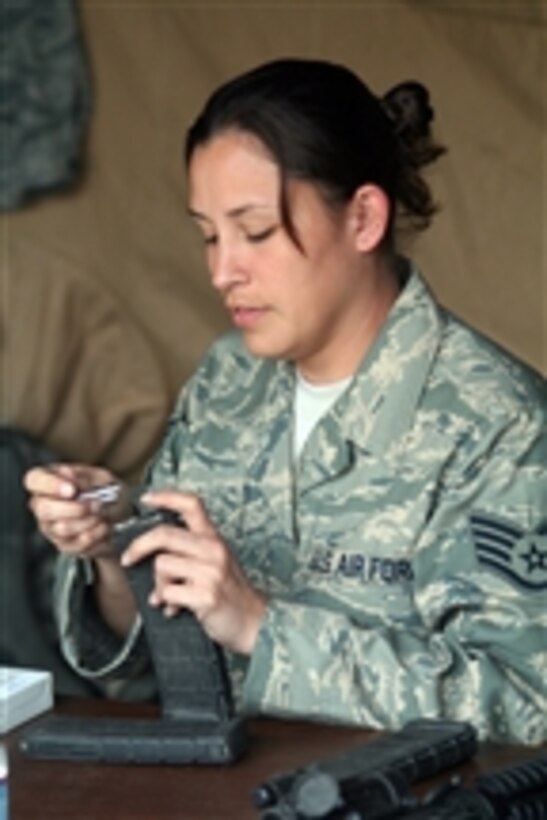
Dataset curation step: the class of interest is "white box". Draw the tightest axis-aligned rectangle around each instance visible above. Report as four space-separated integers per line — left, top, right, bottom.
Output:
0 667 53 734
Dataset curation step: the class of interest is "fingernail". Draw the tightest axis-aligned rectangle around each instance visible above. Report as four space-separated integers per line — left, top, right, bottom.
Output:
60 483 75 499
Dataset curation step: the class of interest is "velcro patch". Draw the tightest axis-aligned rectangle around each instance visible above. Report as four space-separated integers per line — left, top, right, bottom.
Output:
469 512 547 591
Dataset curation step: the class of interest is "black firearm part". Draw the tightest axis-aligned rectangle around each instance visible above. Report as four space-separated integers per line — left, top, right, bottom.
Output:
251 718 479 819
20 504 247 765
369 754 547 820
471 755 547 820
18 714 246 765
252 722 547 820
111 506 238 724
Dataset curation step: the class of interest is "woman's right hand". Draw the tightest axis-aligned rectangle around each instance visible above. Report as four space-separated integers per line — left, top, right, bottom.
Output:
24 463 131 560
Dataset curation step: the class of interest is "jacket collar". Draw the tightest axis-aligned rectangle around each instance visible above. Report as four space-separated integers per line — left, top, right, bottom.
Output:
332 263 444 457
294 265 445 498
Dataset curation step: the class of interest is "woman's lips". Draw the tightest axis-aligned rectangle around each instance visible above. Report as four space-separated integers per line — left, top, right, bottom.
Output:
230 306 268 328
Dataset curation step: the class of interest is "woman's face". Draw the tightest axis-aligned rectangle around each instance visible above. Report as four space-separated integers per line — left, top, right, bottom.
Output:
187 129 370 381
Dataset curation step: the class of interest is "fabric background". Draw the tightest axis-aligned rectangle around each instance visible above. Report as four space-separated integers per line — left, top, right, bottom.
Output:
1 0 545 482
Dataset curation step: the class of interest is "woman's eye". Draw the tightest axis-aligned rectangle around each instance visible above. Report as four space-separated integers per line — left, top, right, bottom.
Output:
246 227 276 244
203 235 218 246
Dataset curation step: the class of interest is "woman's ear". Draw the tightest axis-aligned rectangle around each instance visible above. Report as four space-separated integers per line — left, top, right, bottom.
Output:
349 184 391 253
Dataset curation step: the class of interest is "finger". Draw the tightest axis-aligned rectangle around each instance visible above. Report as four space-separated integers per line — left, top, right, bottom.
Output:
153 579 204 615
140 490 216 536
163 604 179 618
151 551 227 616
120 523 196 566
29 493 94 525
154 550 221 592
55 465 120 511
24 465 79 499
47 518 111 556
24 463 115 500
47 513 105 542
72 520 112 555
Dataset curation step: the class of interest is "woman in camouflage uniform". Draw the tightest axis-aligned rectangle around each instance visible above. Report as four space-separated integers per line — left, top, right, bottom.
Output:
26 59 546 743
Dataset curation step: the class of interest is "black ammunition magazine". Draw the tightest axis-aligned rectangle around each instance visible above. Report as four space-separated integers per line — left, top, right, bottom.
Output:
20 506 247 765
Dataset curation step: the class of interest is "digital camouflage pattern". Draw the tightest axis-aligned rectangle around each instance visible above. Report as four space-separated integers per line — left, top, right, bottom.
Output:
57 266 547 743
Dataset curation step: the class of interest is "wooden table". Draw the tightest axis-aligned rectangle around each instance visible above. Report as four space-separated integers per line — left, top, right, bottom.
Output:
4 698 545 819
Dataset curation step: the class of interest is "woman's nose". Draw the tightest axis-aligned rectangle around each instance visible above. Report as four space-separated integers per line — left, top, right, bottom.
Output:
209 243 245 292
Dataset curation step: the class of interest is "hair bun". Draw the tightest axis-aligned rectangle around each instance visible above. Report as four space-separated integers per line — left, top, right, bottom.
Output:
381 81 434 138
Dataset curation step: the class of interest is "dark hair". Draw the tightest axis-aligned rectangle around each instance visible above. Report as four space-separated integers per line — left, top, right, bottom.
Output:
185 58 445 249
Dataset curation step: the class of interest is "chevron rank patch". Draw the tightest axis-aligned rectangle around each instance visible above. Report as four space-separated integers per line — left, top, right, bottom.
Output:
469 512 547 591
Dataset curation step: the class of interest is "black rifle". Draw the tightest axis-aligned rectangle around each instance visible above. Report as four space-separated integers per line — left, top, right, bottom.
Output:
20 504 247 764
251 720 547 820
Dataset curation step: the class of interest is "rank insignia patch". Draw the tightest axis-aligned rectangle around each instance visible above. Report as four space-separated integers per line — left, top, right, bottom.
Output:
469 513 547 591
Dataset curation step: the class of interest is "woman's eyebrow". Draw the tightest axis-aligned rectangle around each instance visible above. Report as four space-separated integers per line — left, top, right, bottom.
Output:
187 208 211 223
187 203 274 221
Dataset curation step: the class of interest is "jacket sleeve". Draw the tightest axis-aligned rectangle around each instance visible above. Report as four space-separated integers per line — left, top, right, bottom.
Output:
51 341 232 696
52 374 201 698
54 554 157 700
242 409 547 744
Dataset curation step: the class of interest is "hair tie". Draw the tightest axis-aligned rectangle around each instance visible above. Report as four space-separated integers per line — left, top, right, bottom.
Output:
381 81 434 138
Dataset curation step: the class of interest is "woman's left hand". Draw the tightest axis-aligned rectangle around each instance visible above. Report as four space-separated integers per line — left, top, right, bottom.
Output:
120 490 267 655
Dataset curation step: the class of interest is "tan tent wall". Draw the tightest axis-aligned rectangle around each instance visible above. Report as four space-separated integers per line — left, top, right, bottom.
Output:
2 0 546 482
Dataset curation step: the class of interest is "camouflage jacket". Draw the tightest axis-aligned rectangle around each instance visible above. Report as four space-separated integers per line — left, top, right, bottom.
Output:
56 266 547 743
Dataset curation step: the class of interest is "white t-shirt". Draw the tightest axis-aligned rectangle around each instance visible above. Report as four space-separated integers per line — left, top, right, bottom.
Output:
293 370 352 457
